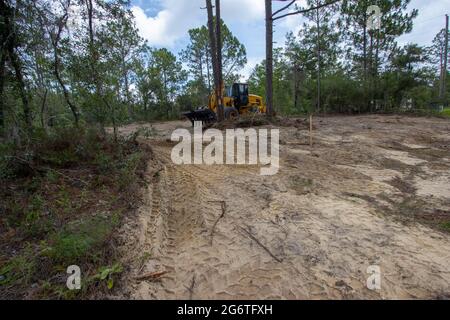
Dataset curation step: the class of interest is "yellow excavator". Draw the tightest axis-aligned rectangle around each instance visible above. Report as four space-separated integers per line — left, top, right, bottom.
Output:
183 83 266 126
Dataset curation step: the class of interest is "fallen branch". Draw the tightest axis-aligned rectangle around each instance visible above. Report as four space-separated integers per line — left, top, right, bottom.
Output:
184 275 196 300
239 226 283 263
134 270 168 281
208 201 227 245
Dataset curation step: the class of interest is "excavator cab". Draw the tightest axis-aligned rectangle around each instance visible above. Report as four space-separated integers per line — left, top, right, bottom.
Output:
230 83 249 109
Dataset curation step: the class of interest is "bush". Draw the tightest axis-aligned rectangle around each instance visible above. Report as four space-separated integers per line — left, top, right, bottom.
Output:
0 124 150 299
0 245 36 286
441 221 450 231
441 108 450 118
46 215 116 265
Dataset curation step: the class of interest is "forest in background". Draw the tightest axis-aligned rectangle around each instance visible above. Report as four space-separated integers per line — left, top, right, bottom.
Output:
0 0 449 144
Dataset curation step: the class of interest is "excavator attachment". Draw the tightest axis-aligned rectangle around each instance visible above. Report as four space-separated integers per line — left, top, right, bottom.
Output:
183 108 217 126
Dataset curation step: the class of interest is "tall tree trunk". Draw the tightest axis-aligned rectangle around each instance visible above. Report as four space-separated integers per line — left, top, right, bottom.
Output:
163 70 169 118
440 48 444 99
122 56 133 118
374 28 380 110
53 55 79 125
9 46 31 131
34 47 49 129
316 2 321 114
0 0 8 129
86 0 101 96
369 32 374 112
293 65 299 112
40 89 48 130
362 12 368 113
265 0 274 116
441 14 449 102
50 9 80 126
215 0 224 121
205 0 221 120
85 0 117 140
2 0 31 132
205 49 211 92
198 51 205 93
0 51 6 128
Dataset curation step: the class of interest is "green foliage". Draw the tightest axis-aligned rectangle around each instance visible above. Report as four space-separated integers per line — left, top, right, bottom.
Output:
117 151 143 191
0 122 149 298
341 0 418 72
440 221 450 232
135 47 187 120
45 215 116 265
1 0 446 131
0 142 17 179
249 49 297 114
0 245 36 286
45 170 59 183
441 108 450 118
249 1 446 115
22 194 53 238
92 263 123 290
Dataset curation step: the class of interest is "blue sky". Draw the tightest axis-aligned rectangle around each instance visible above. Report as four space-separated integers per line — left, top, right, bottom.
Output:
130 0 450 79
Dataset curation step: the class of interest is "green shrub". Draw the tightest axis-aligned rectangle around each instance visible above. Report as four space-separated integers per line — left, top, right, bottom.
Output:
92 263 123 290
46 215 115 264
93 152 115 172
117 152 143 191
0 245 36 286
0 124 149 298
441 108 450 118
23 196 44 231
440 221 450 231
0 142 15 179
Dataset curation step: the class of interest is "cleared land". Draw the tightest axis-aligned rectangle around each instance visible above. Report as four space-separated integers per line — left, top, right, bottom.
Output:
115 115 450 299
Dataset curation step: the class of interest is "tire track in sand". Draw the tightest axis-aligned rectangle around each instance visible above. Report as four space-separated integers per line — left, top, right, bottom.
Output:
120 136 450 300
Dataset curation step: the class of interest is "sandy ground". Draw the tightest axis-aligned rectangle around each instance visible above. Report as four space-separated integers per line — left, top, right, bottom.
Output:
114 115 450 299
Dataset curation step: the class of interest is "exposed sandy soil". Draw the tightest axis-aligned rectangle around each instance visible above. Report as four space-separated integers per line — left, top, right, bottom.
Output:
114 115 450 300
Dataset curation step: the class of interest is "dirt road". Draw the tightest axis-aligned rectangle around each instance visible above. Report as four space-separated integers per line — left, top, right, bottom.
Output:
116 115 450 299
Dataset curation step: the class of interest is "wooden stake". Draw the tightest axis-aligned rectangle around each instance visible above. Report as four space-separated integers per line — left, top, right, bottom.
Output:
309 114 313 147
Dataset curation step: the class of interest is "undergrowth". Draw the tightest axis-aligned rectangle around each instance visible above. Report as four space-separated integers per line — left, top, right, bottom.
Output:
0 126 151 299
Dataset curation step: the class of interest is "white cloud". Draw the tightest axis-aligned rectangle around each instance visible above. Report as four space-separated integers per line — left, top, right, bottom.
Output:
132 6 169 46
131 1 204 47
221 0 265 22
276 0 307 31
131 0 450 79
132 0 267 48
398 0 450 46
240 56 263 81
